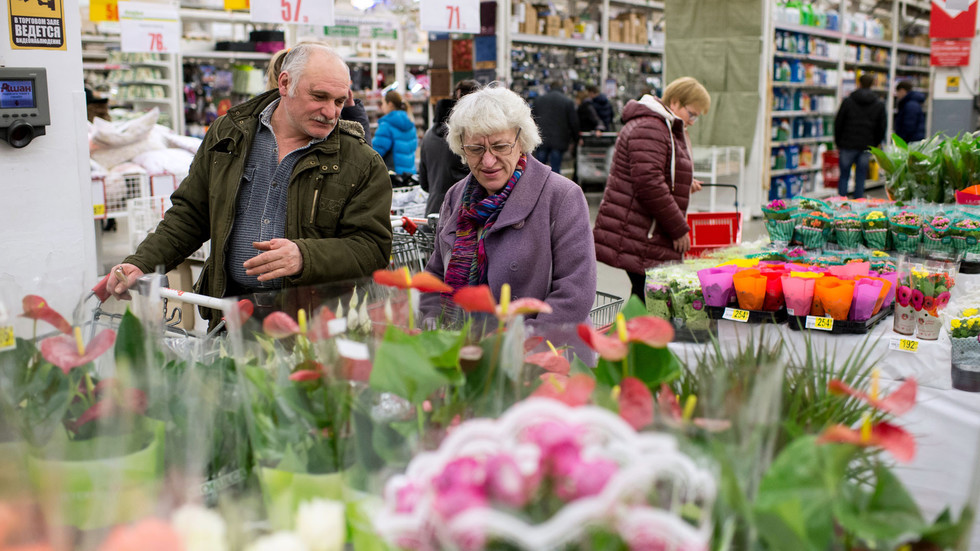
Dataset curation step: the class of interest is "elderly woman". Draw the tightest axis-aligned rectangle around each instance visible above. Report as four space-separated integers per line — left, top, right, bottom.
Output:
420 84 597 327
593 77 711 300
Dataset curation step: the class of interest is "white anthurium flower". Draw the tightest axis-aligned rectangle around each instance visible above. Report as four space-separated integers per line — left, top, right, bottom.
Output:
384 298 394 323
295 498 346 551
172 504 228 551
245 532 310 551
357 299 371 333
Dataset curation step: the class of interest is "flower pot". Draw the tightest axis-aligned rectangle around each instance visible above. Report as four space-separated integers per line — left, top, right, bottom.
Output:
916 310 942 340
812 278 854 321
893 303 916 335
835 227 863 249
849 279 883 321
0 440 29 500
828 261 870 280
863 227 888 250
697 267 738 308
781 273 821 317
732 269 766 311
259 466 346 530
877 271 899 309
759 268 787 311
26 418 166 530
951 337 980 392
765 218 795 243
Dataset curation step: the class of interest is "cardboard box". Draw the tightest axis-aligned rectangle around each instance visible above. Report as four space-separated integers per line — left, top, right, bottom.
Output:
545 15 561 36
609 20 622 43
562 18 574 38
429 39 451 69
520 2 537 34
429 69 451 97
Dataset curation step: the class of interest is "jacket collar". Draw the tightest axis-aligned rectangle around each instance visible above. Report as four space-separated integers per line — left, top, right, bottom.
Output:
492 154 550 231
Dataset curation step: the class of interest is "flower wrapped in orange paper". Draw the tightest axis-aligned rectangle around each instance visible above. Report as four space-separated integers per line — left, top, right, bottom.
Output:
733 269 766 311
811 277 855 320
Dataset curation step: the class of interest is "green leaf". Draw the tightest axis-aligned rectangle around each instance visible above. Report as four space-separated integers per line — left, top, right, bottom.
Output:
619 295 647 320
892 133 908 150
370 326 450 404
631 344 681 389
869 146 894 173
920 506 974 548
836 463 926 543
114 309 148 391
416 329 465 369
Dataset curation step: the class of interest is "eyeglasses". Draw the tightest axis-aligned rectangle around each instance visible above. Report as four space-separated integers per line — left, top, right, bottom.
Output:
462 128 522 159
684 106 700 124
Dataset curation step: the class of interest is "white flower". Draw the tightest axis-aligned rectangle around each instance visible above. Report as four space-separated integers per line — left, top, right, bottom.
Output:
172 504 228 551
295 498 346 551
246 532 310 551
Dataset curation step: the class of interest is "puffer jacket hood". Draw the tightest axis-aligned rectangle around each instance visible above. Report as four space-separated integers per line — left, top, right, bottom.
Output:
899 90 927 108
373 108 418 175
381 109 415 132
850 87 879 106
625 95 680 188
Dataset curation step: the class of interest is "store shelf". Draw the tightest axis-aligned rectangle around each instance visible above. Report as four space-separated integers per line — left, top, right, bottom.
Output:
81 34 120 43
844 34 892 48
773 51 838 64
607 41 664 54
116 97 173 104
125 60 174 68
178 7 252 22
845 60 891 71
116 80 172 87
772 136 833 145
510 32 604 50
771 166 821 177
181 51 273 61
82 51 111 60
772 82 838 90
897 43 931 54
610 0 663 7
83 62 124 71
897 65 930 74
771 110 836 118
774 22 843 40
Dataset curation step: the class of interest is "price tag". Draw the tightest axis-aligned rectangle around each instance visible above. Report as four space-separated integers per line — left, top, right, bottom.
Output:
0 326 15 352
805 316 834 331
90 0 119 22
119 1 179 54
419 0 480 33
723 308 750 322
224 0 248 10
251 0 334 26
889 338 919 353
336 338 369 361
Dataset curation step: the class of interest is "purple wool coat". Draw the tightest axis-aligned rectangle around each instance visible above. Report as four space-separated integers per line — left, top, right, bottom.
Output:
420 154 598 327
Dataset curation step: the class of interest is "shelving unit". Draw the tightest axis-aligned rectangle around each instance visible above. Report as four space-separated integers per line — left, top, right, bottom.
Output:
766 0 932 202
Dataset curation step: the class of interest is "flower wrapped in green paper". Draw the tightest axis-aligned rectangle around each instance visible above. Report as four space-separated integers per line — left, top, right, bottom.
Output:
889 210 923 254
862 210 889 250
795 210 833 249
763 199 796 243
952 217 980 256
834 212 863 250
645 281 673 320
922 214 954 254
670 276 711 332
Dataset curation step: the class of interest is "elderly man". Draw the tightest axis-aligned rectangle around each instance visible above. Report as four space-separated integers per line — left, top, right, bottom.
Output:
109 43 392 325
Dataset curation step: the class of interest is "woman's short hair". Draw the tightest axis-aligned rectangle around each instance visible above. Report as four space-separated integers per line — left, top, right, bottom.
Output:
385 90 407 111
447 83 542 157
661 77 711 114
278 42 349 96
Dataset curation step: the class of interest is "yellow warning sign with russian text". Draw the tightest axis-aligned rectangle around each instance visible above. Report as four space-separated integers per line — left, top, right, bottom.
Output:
9 0 66 50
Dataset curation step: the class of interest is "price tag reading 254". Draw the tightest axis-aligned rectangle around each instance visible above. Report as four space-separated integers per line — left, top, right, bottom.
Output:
419 0 480 33
722 308 750 323
251 0 334 26
805 316 834 331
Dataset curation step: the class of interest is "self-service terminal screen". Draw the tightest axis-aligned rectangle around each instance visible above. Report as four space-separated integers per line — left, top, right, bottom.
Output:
0 79 36 109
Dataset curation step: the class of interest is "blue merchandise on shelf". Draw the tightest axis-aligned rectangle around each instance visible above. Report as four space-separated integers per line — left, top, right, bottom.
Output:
788 145 800 169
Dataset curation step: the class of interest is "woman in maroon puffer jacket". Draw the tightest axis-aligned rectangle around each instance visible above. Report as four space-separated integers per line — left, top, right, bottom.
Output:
593 77 711 299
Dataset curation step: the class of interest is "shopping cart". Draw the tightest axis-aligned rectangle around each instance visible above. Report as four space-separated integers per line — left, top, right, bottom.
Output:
686 183 742 258
389 216 436 272
589 291 624 330
575 133 617 188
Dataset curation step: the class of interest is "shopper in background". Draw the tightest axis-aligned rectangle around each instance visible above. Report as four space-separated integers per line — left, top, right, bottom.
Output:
420 84 597 327
419 79 481 217
85 88 110 123
576 89 604 134
266 45 371 142
372 90 418 180
587 84 614 131
894 80 926 144
593 77 710 300
530 81 580 174
834 73 886 199
108 43 392 327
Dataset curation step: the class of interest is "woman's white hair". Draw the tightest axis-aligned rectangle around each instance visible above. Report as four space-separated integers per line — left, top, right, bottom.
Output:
279 42 350 96
447 82 542 159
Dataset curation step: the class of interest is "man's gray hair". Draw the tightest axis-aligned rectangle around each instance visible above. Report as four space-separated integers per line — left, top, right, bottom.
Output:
279 42 350 96
447 82 542 159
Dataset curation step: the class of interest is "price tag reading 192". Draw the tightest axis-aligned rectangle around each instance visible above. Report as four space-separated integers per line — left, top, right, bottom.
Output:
889 338 919 353
723 308 750 322
805 316 834 331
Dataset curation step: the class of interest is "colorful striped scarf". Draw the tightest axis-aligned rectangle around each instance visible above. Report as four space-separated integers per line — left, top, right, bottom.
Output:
443 155 527 298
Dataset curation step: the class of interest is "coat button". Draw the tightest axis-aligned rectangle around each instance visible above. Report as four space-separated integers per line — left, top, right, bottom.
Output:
333 165 339 170
514 220 525 229
321 165 328 171
510 262 518 271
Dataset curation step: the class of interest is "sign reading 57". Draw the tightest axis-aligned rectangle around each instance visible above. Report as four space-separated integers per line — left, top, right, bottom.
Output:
251 0 333 26
420 0 479 33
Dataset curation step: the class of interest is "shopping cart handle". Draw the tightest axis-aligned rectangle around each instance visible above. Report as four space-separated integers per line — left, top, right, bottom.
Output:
696 182 739 212
91 272 230 310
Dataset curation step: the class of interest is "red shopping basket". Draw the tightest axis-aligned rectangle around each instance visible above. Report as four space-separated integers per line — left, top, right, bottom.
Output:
685 183 741 258
822 150 840 189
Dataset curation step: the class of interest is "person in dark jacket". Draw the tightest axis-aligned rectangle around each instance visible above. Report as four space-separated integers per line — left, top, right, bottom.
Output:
266 44 371 142
894 80 926 144
834 74 886 198
108 44 392 326
587 84 614 131
531 81 580 174
593 77 710 300
577 89 604 133
419 80 481 216
373 90 418 176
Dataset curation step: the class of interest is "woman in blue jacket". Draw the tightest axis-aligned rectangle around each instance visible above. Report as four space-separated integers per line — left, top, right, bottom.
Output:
372 90 418 176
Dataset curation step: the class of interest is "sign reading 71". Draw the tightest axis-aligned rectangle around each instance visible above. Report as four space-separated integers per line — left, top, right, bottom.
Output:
419 0 479 33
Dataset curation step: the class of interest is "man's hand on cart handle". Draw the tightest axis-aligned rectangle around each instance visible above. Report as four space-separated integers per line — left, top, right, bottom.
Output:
673 233 691 254
245 239 303 282
691 179 703 193
109 264 145 301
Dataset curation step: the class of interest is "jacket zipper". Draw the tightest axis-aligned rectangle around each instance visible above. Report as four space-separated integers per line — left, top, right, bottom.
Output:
310 188 320 224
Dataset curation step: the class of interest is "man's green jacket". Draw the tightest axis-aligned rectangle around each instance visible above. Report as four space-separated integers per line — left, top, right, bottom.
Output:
125 90 393 321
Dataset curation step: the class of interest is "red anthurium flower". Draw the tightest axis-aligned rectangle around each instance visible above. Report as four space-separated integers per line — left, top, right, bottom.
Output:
657 383 683 421
505 298 552 319
619 377 653 430
656 383 730 432
532 373 595 407
263 311 301 338
896 285 912 307
828 378 917 416
524 336 545 352
99 518 184 551
69 388 147 431
20 295 72 335
577 315 675 361
453 285 497 314
525 342 570 375
289 370 322 382
818 421 916 462
224 299 254 327
40 329 116 374
341 357 372 382
373 268 453 293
